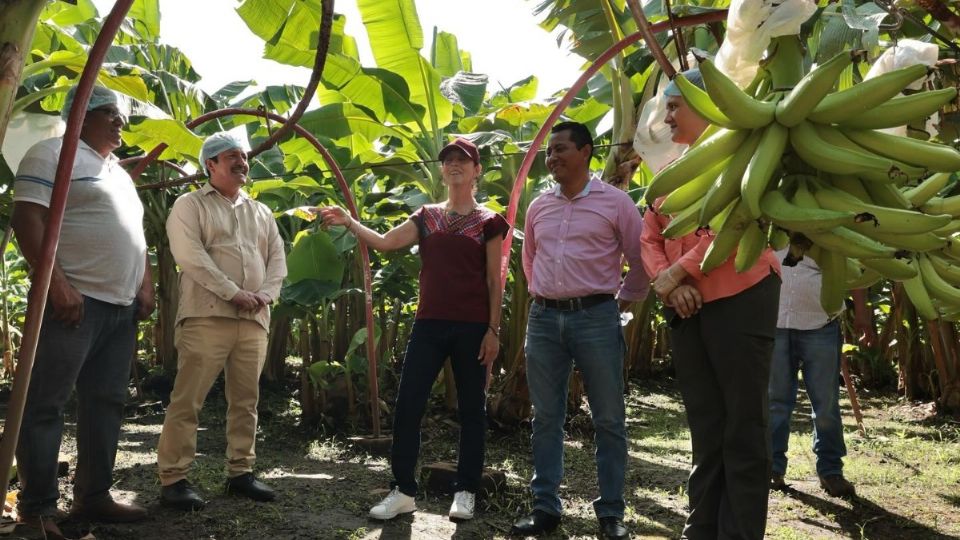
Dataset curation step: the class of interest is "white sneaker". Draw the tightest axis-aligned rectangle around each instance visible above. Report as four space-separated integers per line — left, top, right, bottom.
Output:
448 490 475 520
368 488 416 520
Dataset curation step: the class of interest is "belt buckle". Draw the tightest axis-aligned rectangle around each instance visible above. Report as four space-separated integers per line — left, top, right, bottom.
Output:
565 297 582 311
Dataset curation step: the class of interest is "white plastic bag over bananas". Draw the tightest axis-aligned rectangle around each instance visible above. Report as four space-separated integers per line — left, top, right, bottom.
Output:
864 39 940 138
634 90 686 174
715 0 817 88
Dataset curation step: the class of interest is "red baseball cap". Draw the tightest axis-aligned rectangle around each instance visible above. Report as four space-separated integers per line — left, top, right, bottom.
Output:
438 137 480 164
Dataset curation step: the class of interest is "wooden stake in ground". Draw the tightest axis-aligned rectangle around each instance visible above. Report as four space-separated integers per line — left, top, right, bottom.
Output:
841 353 866 437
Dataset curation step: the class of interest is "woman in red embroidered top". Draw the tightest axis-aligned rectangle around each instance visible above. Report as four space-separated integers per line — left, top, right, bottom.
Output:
317 138 509 522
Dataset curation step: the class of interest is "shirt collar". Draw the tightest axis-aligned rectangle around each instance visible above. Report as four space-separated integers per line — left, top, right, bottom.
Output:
200 181 250 203
551 175 603 200
77 139 119 165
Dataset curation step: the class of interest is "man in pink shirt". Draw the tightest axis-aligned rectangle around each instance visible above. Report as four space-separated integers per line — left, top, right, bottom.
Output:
640 69 781 540
510 121 648 540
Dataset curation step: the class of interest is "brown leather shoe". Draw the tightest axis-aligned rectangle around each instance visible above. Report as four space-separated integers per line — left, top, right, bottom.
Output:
70 499 147 523
770 473 787 491
17 513 66 539
819 474 856 498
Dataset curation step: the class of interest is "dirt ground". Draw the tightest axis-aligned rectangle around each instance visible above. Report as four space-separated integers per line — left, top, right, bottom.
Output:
2 379 959 540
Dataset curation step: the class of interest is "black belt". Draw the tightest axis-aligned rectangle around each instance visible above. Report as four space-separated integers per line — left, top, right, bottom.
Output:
533 294 614 311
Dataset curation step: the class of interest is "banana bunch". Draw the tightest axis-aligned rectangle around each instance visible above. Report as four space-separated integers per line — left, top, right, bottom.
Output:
644 38 960 318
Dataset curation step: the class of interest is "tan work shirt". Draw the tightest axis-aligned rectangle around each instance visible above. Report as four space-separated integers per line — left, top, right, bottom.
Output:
166 183 286 330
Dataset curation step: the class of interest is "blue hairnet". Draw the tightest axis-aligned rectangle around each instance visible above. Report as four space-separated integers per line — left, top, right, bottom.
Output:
61 85 121 119
664 68 705 97
200 132 250 175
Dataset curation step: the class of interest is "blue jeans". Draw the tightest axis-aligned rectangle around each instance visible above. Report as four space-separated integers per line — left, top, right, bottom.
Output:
390 319 488 496
769 320 847 477
524 298 627 519
17 296 136 515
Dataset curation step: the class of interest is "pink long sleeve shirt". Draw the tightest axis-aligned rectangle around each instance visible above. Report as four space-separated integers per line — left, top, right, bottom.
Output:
640 196 780 303
522 178 649 302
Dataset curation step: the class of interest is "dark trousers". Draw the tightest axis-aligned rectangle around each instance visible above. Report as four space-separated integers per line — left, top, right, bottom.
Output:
670 274 780 540
17 297 136 515
391 319 488 496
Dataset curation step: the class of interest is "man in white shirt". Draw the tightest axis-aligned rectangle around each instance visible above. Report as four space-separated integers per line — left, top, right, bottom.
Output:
769 250 872 497
12 86 153 534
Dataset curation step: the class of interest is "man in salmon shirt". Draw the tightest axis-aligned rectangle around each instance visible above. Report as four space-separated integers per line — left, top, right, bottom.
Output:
639 68 782 540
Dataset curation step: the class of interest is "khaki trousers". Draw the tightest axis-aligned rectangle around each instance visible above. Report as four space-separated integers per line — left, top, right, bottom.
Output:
157 317 267 486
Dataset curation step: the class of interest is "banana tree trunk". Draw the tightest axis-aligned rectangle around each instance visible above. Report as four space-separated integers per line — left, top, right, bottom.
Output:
0 0 46 149
155 240 179 374
263 312 291 382
624 291 656 379
298 318 317 423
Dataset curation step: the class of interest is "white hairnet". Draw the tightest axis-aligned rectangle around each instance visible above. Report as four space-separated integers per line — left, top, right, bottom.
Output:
61 85 122 120
200 131 250 175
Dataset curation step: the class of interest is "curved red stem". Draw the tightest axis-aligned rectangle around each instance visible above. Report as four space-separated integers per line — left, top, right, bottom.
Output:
499 11 728 285
247 0 335 158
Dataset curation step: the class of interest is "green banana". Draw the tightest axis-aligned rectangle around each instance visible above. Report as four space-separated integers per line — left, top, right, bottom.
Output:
811 124 921 183
934 220 960 236
769 226 790 250
775 51 854 127
828 175 873 201
928 253 960 286
902 263 939 320
944 233 960 259
646 128 749 201
789 121 923 183
817 247 848 314
742 123 788 218
701 199 753 273
842 128 960 172
804 227 898 258
790 178 821 208
812 183 951 234
659 158 730 214
807 63 929 124
918 254 960 307
902 172 952 207
847 267 882 289
859 257 918 280
674 74 737 129
760 190 860 232
846 256 864 281
860 180 913 210
661 198 704 239
735 221 768 273
699 59 777 129
857 229 947 251
698 130 764 226
921 195 960 217
835 87 958 130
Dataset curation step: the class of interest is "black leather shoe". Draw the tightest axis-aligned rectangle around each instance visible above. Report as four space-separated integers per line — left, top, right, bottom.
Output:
598 516 629 539
225 473 276 502
509 509 560 536
160 479 206 511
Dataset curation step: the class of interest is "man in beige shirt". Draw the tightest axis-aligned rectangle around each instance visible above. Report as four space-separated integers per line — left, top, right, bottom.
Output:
157 132 286 511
